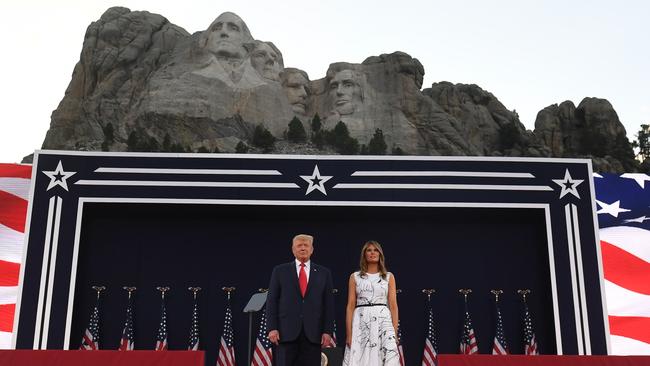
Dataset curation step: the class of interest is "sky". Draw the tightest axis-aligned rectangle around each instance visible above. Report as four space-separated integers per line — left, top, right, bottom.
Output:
0 0 648 163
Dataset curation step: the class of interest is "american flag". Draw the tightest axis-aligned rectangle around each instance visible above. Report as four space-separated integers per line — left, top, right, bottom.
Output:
118 297 135 351
397 320 405 366
331 318 338 347
491 302 509 355
252 307 272 366
421 307 437 366
188 298 200 351
0 163 30 348
155 298 168 351
217 302 236 366
595 173 650 355
459 302 478 354
79 301 101 350
522 300 538 355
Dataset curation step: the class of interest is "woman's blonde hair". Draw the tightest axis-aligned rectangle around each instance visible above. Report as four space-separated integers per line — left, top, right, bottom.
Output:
359 240 387 279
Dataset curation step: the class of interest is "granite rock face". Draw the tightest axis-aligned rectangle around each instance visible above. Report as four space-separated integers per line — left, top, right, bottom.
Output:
38 8 637 172
534 98 637 172
43 7 189 151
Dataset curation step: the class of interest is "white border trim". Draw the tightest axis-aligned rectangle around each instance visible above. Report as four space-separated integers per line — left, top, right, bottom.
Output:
565 203 584 354
545 206 562 354
572 203 591 354
588 163 611 354
41 197 63 349
63 200 84 350
75 180 299 188
95 168 282 175
34 149 593 164
350 171 536 178
32 196 55 349
333 183 552 191
12 156 38 349
61 197 561 353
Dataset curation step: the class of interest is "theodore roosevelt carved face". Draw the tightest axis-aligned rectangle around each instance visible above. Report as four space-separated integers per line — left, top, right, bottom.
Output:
281 69 310 115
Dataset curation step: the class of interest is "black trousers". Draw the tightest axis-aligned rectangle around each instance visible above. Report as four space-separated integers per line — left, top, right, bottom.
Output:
275 329 321 366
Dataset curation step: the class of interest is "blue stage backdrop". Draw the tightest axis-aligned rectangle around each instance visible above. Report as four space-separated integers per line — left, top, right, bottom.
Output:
15 151 608 365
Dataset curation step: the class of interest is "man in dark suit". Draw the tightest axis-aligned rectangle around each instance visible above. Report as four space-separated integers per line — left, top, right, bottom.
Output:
267 234 335 366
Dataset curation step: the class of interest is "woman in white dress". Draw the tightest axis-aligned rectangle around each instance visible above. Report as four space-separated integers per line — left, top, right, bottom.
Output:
343 240 400 366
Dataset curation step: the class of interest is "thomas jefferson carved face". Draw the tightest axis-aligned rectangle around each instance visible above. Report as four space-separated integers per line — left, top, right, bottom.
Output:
204 12 252 60
328 69 363 115
281 70 309 114
251 42 282 81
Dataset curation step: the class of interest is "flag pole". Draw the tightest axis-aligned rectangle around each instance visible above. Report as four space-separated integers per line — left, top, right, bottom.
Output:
248 288 267 365
188 287 202 350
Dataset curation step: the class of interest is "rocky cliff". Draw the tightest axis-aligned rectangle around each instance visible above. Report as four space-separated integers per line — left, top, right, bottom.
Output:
38 7 638 172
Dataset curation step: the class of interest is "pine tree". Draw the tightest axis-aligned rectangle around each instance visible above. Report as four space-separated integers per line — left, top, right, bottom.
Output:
633 124 650 161
252 124 276 152
287 117 307 142
127 131 139 152
235 141 249 153
367 129 387 155
328 122 359 154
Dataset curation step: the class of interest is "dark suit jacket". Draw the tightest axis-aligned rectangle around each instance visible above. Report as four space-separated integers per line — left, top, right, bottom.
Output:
266 261 335 344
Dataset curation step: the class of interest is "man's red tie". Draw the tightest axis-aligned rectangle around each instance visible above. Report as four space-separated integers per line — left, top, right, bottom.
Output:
299 263 307 297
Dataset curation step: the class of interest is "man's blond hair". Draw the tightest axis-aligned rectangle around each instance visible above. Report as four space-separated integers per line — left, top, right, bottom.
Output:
292 234 314 245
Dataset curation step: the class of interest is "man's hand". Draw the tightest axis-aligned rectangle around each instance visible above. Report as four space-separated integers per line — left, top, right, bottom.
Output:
268 330 280 345
321 333 333 348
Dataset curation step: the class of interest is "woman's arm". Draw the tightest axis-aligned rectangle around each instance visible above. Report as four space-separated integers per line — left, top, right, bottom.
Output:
388 273 399 340
345 273 357 347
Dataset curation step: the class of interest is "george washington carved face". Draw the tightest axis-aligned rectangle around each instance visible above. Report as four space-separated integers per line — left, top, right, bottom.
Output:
203 12 253 60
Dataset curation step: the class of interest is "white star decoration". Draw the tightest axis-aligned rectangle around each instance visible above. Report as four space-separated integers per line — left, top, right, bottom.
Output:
596 199 631 218
621 173 650 189
42 160 76 192
552 169 583 199
300 165 332 195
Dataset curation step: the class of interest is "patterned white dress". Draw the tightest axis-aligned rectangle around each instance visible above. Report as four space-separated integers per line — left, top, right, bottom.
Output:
343 271 400 366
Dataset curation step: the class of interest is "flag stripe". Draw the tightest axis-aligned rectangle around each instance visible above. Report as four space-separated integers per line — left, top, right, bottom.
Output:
254 344 272 366
604 280 650 317
600 226 650 263
0 164 28 349
609 316 650 345
0 304 15 332
0 224 25 263
0 261 19 286
0 191 27 233
0 178 31 201
0 164 32 179
609 335 650 355
0 287 17 306
422 342 436 365
601 240 650 295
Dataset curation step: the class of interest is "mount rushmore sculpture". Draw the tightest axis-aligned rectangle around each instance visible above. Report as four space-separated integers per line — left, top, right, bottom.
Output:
39 7 637 172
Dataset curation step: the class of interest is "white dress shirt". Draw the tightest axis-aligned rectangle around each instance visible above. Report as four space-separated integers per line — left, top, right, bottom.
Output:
295 259 311 281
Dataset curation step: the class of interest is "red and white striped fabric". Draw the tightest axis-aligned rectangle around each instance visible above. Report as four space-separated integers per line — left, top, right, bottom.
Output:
600 226 650 354
0 163 31 349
